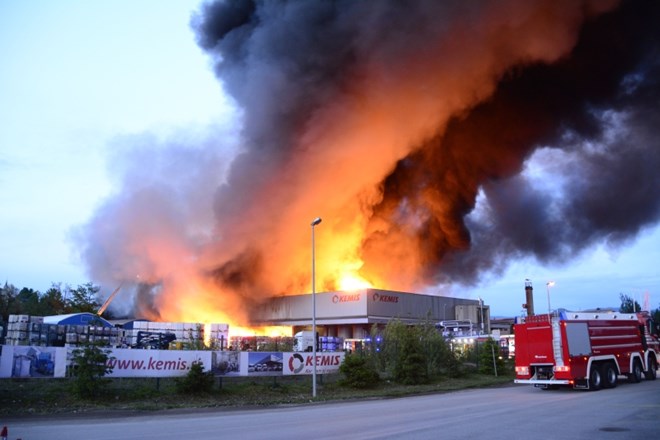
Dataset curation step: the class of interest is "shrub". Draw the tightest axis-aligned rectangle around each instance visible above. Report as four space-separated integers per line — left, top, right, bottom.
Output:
374 319 466 382
442 346 465 378
175 360 215 394
394 345 428 385
379 321 429 384
69 341 114 399
478 338 505 376
339 353 380 389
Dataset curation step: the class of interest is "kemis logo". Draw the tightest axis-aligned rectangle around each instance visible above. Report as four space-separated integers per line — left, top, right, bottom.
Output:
288 354 342 373
332 293 361 303
372 293 399 303
289 353 305 374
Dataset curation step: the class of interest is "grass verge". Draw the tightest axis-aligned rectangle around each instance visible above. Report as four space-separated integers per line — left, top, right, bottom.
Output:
0 373 513 417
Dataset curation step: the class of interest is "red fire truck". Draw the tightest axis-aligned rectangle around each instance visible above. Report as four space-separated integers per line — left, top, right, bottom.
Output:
514 310 659 390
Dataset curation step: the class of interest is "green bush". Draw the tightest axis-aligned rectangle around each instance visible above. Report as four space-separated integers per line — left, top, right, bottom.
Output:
418 321 463 378
372 319 468 383
175 360 215 394
478 338 505 376
69 341 114 399
380 320 431 384
339 353 380 389
442 345 465 378
396 351 428 385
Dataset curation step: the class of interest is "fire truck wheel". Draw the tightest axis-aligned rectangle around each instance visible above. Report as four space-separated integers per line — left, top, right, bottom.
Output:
628 359 643 383
600 363 618 389
588 365 602 391
644 357 657 381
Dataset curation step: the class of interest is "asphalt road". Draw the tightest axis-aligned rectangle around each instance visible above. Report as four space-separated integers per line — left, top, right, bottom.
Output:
5 379 660 440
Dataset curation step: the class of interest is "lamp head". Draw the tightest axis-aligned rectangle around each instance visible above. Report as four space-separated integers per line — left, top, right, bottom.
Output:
311 217 322 226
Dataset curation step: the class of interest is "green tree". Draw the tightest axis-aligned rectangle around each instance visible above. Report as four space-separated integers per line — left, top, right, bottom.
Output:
380 320 428 384
442 336 465 378
0 282 20 322
396 347 428 385
69 341 114 399
376 319 463 382
619 293 642 313
478 338 504 376
68 282 102 313
379 320 407 377
40 284 69 315
339 352 380 389
16 288 42 315
417 319 460 378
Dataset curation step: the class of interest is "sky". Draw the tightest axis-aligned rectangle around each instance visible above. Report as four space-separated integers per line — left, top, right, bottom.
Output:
1 0 659 318
0 0 235 288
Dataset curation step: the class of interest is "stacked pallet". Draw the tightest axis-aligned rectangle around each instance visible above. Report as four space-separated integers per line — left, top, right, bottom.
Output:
123 321 229 349
4 315 33 345
65 325 120 346
5 314 118 347
3 315 230 350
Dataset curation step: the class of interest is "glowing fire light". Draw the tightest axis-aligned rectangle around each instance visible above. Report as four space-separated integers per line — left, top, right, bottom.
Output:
229 325 292 338
338 273 373 291
84 1 654 339
203 323 212 347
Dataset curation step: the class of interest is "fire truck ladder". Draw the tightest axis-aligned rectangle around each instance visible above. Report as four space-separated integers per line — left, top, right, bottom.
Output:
551 317 565 369
96 283 123 317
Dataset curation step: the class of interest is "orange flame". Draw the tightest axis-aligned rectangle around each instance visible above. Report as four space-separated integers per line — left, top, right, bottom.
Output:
229 325 292 338
337 273 373 291
101 1 623 333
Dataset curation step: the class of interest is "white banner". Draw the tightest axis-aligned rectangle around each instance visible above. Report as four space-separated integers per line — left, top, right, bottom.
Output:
0 345 67 378
0 345 212 378
283 352 345 375
0 346 343 378
104 349 212 378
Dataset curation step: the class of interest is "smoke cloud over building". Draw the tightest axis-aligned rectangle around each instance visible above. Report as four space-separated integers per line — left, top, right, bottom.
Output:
77 0 660 324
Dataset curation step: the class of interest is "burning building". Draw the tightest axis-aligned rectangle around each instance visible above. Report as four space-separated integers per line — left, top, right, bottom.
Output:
252 289 489 339
76 1 660 330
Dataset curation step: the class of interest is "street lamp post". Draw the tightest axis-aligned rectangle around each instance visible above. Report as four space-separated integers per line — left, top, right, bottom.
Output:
311 217 322 398
478 296 485 335
546 281 555 316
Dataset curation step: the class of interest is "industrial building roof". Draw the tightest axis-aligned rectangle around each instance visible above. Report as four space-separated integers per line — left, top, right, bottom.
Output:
42 312 113 327
251 288 488 327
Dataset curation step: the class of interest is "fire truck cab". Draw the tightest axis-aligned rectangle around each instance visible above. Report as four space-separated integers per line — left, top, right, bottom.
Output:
514 310 659 390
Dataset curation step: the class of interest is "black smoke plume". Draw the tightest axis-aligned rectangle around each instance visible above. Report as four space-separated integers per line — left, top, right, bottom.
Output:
77 0 660 320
